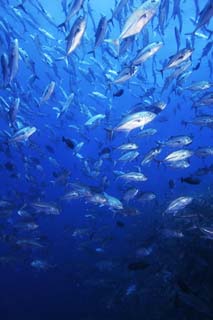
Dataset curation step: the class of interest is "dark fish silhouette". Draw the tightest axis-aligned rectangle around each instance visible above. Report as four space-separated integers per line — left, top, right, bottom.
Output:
62 136 75 149
181 176 201 185
113 89 124 97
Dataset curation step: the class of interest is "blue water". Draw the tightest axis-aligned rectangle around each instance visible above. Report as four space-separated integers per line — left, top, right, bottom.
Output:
0 0 213 319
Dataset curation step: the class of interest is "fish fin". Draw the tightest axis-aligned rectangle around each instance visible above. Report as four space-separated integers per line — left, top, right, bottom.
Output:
185 31 195 36
57 22 67 31
87 50 95 58
107 18 114 26
157 69 164 78
55 56 68 67
104 127 114 141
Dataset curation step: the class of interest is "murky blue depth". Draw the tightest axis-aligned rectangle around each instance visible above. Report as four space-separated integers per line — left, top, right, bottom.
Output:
0 0 213 319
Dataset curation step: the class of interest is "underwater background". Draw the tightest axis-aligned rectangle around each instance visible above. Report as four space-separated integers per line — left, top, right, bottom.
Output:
0 0 213 319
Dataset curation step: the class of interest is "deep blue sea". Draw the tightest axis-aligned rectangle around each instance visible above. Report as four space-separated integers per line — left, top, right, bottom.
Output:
0 0 213 319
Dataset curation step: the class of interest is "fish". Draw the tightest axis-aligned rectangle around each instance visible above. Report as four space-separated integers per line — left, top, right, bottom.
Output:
114 111 156 132
113 89 124 97
62 136 75 149
185 81 213 91
58 0 84 29
88 16 108 55
123 188 139 202
195 147 213 157
165 196 193 215
31 201 60 215
85 114 106 128
160 48 193 73
40 81 55 105
113 65 138 84
118 151 139 162
116 172 147 183
157 135 193 148
141 147 162 165
114 0 160 42
181 176 200 185
108 0 129 24
186 0 213 35
116 143 138 151
9 126 37 143
65 16 86 56
183 115 213 128
9 38 19 83
162 149 194 163
131 42 163 66
1 53 9 87
137 192 156 202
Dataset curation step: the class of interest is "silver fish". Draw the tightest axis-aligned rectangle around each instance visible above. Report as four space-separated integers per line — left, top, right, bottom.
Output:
165 196 193 215
66 16 86 55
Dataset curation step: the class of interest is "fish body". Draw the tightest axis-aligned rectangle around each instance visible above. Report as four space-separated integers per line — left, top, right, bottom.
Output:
119 0 160 40
165 196 193 215
181 176 200 185
117 143 138 151
185 81 213 91
31 202 60 215
9 38 19 83
195 147 213 157
137 192 156 201
162 48 193 71
131 42 163 66
58 0 84 28
163 149 194 163
118 151 139 162
158 135 193 147
113 66 138 84
117 172 147 182
187 0 213 34
66 16 86 55
115 111 156 132
10 126 36 142
141 147 162 165
1 53 9 87
40 81 55 105
85 114 106 127
123 188 139 202
93 16 108 51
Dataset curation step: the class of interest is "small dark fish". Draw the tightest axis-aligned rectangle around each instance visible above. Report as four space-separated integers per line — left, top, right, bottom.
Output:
169 179 175 189
4 162 15 171
181 176 201 185
45 145 55 154
62 136 75 149
99 147 111 157
128 261 150 271
113 89 124 97
116 220 125 227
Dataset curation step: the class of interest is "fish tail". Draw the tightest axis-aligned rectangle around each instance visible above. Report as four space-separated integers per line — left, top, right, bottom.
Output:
180 178 184 183
55 56 68 67
87 50 95 58
104 127 114 140
157 69 164 78
185 31 195 36
57 21 67 30
107 18 114 26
